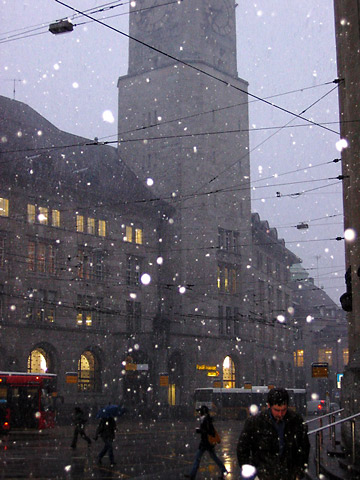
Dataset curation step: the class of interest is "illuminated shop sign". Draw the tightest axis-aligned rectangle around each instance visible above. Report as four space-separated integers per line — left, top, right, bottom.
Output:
196 364 217 371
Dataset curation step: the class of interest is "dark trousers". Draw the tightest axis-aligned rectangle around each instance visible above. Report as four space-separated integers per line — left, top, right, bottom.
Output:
71 425 91 448
98 439 114 464
189 446 226 478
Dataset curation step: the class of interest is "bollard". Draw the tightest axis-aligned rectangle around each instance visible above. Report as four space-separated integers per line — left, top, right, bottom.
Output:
351 419 356 464
331 414 336 449
316 431 321 477
319 417 323 445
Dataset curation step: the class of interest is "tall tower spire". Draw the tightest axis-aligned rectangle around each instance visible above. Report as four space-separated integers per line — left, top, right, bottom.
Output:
128 0 238 77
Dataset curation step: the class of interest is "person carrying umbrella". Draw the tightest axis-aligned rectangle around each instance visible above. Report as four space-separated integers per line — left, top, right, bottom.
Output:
94 405 120 467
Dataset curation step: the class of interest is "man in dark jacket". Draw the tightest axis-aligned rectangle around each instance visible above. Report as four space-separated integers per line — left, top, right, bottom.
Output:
185 405 228 479
70 407 91 449
94 416 116 466
237 388 310 480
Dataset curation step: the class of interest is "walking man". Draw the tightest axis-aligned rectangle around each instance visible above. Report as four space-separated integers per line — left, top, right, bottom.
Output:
185 405 228 479
94 416 117 467
237 387 310 480
70 406 91 449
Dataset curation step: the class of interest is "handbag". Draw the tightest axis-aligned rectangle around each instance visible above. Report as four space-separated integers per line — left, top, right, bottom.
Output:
207 429 221 446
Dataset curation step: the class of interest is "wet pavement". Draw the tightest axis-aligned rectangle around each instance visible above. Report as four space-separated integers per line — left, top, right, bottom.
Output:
0 418 244 479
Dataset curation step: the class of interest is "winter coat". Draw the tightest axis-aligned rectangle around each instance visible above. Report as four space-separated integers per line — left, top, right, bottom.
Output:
72 408 87 428
237 408 310 480
95 417 116 442
197 413 217 450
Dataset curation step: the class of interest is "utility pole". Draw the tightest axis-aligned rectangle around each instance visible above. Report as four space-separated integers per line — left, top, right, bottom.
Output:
12 79 23 100
315 255 321 287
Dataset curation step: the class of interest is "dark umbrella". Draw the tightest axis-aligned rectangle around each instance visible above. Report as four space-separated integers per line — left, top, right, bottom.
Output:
96 404 126 419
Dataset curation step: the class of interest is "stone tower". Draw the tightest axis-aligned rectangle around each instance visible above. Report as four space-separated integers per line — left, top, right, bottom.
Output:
117 0 254 402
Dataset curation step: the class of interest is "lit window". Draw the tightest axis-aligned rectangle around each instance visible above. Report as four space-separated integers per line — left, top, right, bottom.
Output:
87 217 95 235
85 313 92 327
135 228 143 244
28 204 36 224
76 215 84 232
168 384 176 406
223 356 235 388
217 266 221 290
224 267 229 293
0 198 9 217
318 348 333 366
38 206 48 225
77 313 83 325
126 225 133 242
294 349 304 367
98 220 106 237
52 209 60 227
343 348 349 366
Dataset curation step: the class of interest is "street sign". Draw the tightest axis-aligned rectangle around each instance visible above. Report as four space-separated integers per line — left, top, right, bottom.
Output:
337 373 344 388
65 372 78 384
312 362 329 378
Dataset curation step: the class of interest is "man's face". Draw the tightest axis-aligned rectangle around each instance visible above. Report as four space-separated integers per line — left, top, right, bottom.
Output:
269 403 288 422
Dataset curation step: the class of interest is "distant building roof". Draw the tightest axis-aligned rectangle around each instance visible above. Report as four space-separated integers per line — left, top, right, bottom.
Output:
0 95 171 214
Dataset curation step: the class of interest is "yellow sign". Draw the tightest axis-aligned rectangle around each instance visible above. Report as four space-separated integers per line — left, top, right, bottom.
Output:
207 371 220 377
66 374 78 384
125 363 137 371
196 364 217 371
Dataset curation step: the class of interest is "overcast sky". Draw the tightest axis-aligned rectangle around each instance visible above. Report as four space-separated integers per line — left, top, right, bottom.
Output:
0 0 345 305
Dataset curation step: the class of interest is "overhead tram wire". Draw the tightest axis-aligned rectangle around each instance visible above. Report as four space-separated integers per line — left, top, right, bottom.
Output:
189 82 341 198
0 118 347 157
54 0 340 137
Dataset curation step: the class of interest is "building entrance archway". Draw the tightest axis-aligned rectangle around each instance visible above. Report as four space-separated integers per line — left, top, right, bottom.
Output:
223 356 235 388
27 346 54 373
78 350 101 392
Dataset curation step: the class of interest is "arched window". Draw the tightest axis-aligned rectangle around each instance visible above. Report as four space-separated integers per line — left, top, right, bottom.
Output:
27 348 49 373
78 350 98 392
223 356 235 388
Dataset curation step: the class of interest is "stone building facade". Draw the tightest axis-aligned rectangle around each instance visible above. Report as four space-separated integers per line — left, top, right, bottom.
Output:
0 95 173 417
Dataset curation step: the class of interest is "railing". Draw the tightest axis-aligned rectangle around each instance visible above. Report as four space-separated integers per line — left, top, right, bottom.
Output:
306 409 344 448
307 410 360 478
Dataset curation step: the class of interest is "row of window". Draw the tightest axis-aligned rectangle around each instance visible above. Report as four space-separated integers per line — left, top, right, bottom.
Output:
293 348 349 367
0 197 143 244
23 290 142 330
218 228 240 253
255 249 289 282
217 264 240 294
218 305 241 336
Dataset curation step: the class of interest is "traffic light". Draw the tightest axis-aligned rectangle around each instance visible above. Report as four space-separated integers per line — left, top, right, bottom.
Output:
340 266 352 312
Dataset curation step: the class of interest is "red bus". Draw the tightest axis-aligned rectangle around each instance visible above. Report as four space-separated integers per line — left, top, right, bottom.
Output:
0 372 57 432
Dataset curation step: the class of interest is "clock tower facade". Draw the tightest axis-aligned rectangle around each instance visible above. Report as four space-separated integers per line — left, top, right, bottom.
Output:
118 0 254 404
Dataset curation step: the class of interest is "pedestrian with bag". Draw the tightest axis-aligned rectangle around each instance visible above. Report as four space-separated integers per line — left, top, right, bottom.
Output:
185 405 228 479
70 406 92 449
94 416 117 467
